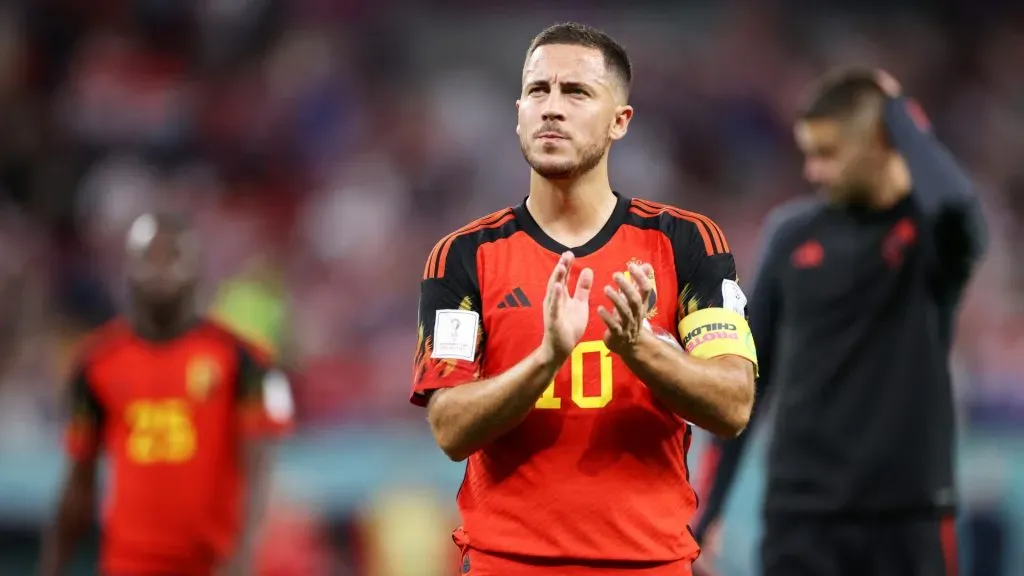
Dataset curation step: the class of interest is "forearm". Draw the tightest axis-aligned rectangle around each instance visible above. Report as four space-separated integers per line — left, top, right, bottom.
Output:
39 468 95 575
40 509 91 575
884 98 987 268
223 445 273 574
884 98 974 209
427 345 563 461
622 331 754 437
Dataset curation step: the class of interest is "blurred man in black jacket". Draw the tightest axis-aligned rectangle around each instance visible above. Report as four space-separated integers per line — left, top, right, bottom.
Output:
693 69 986 576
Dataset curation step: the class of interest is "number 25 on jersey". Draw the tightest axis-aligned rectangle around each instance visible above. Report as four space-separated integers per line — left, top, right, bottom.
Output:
126 399 197 464
536 340 613 410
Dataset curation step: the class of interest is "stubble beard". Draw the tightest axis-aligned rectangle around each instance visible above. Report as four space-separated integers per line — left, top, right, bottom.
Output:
520 136 607 180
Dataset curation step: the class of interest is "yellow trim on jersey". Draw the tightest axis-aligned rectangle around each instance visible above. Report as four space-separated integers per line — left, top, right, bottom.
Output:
678 307 758 373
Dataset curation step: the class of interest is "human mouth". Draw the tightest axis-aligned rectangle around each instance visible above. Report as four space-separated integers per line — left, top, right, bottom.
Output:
536 131 567 141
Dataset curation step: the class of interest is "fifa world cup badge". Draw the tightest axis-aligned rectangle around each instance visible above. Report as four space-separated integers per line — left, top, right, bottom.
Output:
186 356 221 400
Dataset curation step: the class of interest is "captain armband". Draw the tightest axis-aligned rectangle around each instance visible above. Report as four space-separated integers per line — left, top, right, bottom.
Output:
678 308 758 373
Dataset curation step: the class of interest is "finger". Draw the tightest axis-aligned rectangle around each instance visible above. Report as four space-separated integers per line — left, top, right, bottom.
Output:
548 263 566 291
573 267 594 302
616 271 644 307
546 269 566 324
626 265 653 304
562 250 575 274
631 263 654 307
875 69 901 96
597 306 622 333
547 252 573 297
630 263 653 293
546 264 566 307
626 263 644 285
550 251 573 281
604 284 634 323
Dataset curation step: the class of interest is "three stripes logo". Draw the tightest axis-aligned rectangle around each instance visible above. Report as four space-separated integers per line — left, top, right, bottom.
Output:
497 287 532 309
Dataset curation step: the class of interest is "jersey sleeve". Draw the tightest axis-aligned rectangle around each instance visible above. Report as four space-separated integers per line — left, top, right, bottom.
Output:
882 96 987 289
673 217 758 370
411 234 484 407
236 344 295 439
64 368 105 461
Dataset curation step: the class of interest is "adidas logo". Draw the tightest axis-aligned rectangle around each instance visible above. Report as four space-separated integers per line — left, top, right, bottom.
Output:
497 287 532 309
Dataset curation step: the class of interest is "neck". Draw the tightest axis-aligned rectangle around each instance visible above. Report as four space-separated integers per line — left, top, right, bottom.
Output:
526 162 617 245
130 295 197 341
869 154 912 209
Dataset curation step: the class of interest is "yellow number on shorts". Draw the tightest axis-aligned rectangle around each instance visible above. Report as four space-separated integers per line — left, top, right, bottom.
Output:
536 340 614 409
126 400 197 464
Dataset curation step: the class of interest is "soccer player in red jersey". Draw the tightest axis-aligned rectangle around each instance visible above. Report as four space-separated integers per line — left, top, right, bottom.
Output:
411 23 759 575
39 213 295 576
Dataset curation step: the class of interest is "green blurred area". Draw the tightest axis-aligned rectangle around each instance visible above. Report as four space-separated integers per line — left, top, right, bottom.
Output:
208 265 288 361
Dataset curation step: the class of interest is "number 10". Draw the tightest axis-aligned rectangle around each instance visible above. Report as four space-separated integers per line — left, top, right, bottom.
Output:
536 340 613 409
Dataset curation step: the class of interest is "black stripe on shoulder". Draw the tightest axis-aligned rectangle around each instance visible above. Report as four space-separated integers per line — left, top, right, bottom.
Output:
468 212 522 247
627 198 730 255
623 202 672 232
430 208 522 283
424 208 517 280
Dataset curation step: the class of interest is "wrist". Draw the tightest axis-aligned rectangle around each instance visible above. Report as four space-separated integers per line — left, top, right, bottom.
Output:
620 329 659 363
536 340 569 372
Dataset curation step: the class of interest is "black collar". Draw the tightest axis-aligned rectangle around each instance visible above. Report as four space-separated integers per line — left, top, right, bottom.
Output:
512 191 630 258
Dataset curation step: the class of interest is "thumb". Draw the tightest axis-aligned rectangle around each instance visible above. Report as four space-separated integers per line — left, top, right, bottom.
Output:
573 268 594 302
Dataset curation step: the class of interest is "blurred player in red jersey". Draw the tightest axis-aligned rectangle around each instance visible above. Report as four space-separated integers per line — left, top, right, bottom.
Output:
39 213 295 576
411 22 758 576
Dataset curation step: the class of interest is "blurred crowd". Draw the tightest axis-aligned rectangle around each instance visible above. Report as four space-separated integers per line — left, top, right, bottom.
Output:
0 0 1022 447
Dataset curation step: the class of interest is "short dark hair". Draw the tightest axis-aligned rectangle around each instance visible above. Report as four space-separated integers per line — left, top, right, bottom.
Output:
527 22 632 93
800 67 885 121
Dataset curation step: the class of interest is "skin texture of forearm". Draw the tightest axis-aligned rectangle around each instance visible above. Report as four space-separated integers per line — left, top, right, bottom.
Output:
38 460 97 576
621 331 755 437
426 345 564 461
218 442 273 576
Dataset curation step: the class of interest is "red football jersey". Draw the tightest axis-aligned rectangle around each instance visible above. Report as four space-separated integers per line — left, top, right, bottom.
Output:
411 194 758 565
65 318 295 576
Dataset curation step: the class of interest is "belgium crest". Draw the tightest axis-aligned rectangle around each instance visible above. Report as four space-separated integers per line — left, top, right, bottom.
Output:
186 355 221 400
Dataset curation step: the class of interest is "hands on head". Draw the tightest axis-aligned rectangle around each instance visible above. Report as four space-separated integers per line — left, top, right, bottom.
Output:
875 69 901 97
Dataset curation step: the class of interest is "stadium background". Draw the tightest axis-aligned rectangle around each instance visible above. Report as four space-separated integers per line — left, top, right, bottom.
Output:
0 0 1021 574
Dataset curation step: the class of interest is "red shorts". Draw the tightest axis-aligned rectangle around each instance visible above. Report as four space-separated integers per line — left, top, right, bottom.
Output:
454 529 694 576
